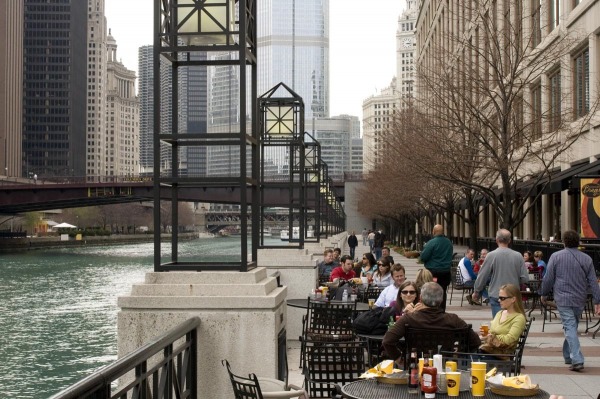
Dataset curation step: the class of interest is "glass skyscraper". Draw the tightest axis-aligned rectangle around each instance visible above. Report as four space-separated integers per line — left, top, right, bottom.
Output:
257 0 329 119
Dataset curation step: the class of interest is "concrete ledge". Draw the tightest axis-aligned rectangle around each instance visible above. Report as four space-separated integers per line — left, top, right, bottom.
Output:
144 267 269 284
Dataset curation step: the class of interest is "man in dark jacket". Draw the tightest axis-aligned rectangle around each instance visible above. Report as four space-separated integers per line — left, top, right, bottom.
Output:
347 231 358 259
382 282 481 363
419 224 453 310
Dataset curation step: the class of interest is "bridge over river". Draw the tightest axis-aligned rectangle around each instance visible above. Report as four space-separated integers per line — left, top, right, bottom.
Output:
0 175 347 214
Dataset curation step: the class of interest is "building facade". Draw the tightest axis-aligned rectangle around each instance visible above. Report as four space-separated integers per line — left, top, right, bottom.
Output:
361 79 398 173
396 0 417 101
0 0 23 178
314 115 360 180
106 31 139 176
22 0 88 177
415 0 600 241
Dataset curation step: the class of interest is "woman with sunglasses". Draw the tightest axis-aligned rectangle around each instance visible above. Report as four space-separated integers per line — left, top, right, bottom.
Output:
479 284 526 355
360 253 376 279
391 281 422 317
372 257 393 287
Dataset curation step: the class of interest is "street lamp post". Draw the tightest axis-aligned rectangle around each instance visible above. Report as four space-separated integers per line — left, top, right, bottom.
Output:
153 0 257 271
258 83 305 249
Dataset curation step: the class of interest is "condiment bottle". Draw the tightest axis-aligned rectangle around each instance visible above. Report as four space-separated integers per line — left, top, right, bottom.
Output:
421 366 437 398
408 347 419 391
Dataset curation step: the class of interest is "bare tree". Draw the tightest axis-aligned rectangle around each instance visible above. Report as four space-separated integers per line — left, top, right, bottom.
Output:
407 1 599 236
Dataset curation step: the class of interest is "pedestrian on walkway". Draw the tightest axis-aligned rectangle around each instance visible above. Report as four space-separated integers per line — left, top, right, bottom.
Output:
420 224 453 311
473 229 529 317
361 227 368 246
541 230 600 372
368 230 375 252
347 231 358 260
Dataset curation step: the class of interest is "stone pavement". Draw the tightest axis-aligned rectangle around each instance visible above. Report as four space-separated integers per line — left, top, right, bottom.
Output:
287 243 600 398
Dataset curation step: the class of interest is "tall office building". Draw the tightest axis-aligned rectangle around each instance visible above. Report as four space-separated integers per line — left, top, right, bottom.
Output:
138 45 186 175
23 0 88 177
106 31 139 176
396 0 417 101
0 0 23 178
257 0 329 119
314 115 360 180
86 0 108 177
184 53 208 177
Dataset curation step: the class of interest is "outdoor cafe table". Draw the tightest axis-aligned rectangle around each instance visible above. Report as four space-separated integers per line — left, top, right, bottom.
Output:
341 379 550 399
286 298 371 312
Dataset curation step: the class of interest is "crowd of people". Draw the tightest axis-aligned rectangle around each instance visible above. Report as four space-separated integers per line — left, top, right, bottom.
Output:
316 225 600 374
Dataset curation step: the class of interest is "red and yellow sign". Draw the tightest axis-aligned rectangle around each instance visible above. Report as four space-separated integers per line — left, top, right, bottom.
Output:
580 177 600 239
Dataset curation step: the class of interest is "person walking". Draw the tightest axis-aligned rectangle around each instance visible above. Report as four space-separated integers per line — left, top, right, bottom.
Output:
361 227 368 246
368 230 375 252
347 231 358 260
472 229 529 317
419 224 453 311
541 230 600 372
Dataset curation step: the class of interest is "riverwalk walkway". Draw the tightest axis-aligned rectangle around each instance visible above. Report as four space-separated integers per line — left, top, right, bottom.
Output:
286 242 600 398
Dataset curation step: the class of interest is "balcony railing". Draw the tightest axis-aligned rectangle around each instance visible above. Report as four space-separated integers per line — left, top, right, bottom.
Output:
49 317 200 399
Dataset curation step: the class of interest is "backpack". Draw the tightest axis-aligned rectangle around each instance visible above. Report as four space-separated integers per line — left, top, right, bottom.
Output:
352 306 396 335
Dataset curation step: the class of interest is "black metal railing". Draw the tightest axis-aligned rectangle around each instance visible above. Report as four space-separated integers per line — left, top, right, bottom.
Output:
49 317 200 399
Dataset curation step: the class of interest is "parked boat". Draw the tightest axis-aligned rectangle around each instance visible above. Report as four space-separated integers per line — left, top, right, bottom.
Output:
262 227 272 237
280 230 289 241
217 229 230 237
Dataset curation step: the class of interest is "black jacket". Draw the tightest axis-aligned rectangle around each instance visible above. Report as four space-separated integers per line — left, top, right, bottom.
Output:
347 234 358 248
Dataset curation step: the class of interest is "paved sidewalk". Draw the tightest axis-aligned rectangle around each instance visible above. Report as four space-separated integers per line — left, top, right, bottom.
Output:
288 243 600 398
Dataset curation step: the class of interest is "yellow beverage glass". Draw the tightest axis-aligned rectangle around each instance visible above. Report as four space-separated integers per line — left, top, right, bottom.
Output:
446 371 461 396
445 360 457 372
368 298 375 308
471 362 486 397
418 358 424 377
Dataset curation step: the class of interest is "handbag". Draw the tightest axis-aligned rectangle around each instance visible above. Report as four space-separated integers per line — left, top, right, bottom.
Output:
479 334 516 355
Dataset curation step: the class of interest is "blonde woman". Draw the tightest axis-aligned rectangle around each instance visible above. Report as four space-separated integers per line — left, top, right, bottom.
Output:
415 268 433 291
479 284 526 355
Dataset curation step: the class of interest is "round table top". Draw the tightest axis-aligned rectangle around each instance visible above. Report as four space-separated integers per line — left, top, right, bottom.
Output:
287 298 371 311
341 379 550 399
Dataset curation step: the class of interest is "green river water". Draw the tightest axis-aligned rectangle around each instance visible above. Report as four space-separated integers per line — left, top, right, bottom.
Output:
0 237 275 398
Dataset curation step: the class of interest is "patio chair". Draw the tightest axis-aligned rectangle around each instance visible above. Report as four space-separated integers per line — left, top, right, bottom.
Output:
441 318 534 376
448 264 473 306
403 324 473 370
360 285 384 303
299 299 357 368
223 360 308 399
541 292 558 332
302 341 367 398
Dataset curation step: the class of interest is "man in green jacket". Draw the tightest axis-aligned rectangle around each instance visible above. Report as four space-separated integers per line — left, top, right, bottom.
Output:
420 224 453 310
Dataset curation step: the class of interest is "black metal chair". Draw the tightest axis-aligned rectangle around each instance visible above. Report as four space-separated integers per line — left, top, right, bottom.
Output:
302 340 367 398
403 324 473 370
449 265 473 306
523 280 542 317
299 299 357 368
223 359 307 399
541 292 559 332
360 285 384 303
441 318 534 376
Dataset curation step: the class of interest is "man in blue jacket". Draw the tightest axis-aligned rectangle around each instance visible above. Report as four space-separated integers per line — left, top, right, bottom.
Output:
420 224 453 310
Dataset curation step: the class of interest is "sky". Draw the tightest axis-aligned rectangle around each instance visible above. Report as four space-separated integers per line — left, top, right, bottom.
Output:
105 0 406 120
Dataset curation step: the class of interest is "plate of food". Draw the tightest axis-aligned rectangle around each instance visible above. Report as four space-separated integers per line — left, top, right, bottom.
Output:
487 373 539 397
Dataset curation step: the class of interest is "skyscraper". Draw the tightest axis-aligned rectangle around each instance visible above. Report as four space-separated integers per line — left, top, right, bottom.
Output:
22 0 88 177
257 0 329 119
106 30 139 176
0 0 23 178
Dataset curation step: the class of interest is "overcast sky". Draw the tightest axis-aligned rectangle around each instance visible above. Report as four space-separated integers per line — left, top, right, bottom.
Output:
105 0 406 120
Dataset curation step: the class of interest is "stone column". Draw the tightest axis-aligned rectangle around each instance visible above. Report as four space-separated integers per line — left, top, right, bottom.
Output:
541 194 551 240
117 268 286 399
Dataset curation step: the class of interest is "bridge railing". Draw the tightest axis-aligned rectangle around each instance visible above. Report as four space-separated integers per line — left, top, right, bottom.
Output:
49 317 200 399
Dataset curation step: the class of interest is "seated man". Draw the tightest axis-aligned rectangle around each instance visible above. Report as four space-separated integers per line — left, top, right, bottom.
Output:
382 282 481 363
329 255 356 283
458 249 480 305
382 246 395 264
473 249 488 274
318 248 338 278
374 264 406 307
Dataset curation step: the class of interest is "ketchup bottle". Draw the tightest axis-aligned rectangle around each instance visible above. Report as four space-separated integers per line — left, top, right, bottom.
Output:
421 366 437 398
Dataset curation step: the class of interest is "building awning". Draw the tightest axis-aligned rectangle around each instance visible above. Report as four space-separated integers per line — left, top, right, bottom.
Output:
542 159 600 194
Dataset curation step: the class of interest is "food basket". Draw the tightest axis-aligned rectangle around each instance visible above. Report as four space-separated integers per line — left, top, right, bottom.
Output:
487 381 540 397
375 372 407 385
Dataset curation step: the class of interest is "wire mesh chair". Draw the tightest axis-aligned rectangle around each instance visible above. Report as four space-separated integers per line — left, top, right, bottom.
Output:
441 318 534 376
360 285 384 303
303 340 367 398
403 324 473 370
299 299 357 368
449 265 473 306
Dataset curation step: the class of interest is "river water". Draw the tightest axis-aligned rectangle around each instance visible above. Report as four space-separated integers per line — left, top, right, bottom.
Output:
0 237 277 398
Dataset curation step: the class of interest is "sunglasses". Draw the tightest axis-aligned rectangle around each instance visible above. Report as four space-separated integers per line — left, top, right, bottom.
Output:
498 296 513 301
401 290 417 295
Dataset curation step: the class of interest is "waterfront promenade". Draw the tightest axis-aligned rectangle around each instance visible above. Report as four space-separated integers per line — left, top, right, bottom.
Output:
286 242 600 398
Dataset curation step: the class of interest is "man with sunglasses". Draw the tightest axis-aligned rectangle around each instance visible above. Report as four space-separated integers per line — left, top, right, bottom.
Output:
541 230 600 372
